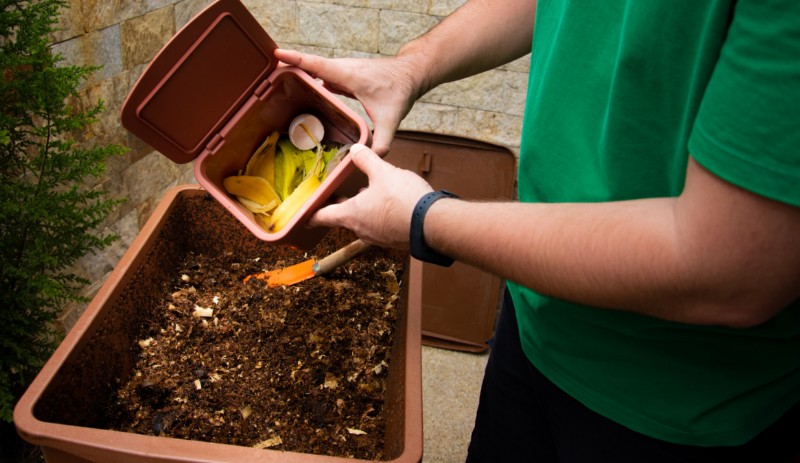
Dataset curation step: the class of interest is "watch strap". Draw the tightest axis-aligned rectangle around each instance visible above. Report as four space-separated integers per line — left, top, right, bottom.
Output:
409 190 459 267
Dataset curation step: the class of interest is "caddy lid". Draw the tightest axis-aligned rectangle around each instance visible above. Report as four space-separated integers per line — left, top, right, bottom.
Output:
121 0 278 164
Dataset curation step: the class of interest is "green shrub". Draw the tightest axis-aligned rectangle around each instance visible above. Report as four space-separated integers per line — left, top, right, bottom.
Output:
0 0 125 422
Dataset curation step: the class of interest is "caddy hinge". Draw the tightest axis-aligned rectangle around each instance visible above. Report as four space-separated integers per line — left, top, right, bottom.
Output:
206 133 224 153
254 79 271 98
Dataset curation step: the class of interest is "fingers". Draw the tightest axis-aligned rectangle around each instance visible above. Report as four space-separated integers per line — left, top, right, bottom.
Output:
275 49 355 84
274 49 310 69
276 49 412 156
275 49 328 79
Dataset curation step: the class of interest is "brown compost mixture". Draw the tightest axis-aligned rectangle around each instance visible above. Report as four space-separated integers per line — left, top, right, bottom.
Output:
106 237 403 460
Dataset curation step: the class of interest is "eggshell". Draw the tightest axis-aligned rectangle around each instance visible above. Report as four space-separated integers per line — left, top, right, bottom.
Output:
288 114 324 150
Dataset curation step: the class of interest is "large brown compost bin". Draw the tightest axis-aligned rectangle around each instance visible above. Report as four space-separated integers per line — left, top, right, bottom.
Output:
385 132 516 353
121 0 370 250
13 185 423 463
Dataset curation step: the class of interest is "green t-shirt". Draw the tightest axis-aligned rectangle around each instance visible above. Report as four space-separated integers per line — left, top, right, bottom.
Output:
511 0 800 447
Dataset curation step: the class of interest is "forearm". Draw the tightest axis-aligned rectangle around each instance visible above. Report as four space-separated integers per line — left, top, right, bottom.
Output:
425 198 701 321
397 0 536 97
424 165 800 328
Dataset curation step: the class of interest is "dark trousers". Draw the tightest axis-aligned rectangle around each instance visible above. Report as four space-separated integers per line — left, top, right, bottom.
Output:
466 290 800 463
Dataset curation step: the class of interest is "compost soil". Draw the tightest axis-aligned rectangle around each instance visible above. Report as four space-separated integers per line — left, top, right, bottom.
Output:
107 235 403 461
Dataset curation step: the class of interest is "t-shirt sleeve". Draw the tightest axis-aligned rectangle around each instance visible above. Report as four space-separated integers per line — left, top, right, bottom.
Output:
688 0 800 207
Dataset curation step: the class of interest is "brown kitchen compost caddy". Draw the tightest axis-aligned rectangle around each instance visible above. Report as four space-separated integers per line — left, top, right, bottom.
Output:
120 0 370 250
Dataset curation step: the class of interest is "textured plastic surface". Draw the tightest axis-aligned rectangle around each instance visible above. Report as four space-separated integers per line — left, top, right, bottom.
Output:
121 0 370 249
14 185 423 463
385 132 516 353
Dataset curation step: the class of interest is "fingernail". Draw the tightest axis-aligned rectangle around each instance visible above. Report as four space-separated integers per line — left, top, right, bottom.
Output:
350 143 367 154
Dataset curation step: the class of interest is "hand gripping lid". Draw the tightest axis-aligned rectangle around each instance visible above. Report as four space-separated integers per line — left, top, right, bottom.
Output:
121 0 278 164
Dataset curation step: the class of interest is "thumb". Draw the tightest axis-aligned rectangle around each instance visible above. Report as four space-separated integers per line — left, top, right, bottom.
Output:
349 143 391 179
369 123 398 156
308 201 345 228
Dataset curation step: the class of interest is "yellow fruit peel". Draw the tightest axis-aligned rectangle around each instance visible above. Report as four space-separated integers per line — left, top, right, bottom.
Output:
222 176 280 212
267 174 321 232
222 117 342 234
245 130 279 183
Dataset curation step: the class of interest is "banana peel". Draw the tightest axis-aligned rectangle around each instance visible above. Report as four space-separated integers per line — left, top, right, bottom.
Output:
223 126 346 234
236 195 278 214
223 175 281 208
274 139 308 201
267 173 321 232
266 142 352 232
245 130 279 183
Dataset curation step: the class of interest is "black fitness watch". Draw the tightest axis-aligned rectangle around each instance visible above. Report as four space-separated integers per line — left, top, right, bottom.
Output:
409 190 459 267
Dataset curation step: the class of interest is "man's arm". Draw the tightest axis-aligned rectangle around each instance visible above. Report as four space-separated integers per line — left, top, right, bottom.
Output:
394 0 537 96
424 157 800 328
314 147 800 328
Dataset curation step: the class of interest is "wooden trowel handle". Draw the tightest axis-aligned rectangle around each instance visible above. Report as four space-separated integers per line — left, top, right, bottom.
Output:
314 239 372 276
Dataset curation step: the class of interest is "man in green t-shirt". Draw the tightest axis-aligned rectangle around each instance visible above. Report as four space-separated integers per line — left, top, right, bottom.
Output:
276 0 800 460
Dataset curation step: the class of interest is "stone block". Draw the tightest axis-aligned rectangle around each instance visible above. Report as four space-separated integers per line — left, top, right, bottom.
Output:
126 134 156 165
501 54 531 74
242 0 297 44
51 25 123 85
77 71 134 139
272 43 333 59
305 0 462 15
52 0 85 43
400 102 459 134
81 0 147 33
298 3 379 52
314 0 454 14
127 62 149 88
117 152 183 217
369 0 427 13
145 0 179 13
454 108 523 150
175 0 216 30
332 49 381 59
422 69 528 117
379 9 441 55
427 0 466 16
120 6 175 69
175 163 198 185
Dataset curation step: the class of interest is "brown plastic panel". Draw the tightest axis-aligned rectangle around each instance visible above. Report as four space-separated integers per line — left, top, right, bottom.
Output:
14 185 423 463
121 0 277 164
385 132 516 353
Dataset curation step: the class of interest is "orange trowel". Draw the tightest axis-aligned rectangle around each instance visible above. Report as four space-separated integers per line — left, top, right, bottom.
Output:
245 239 372 287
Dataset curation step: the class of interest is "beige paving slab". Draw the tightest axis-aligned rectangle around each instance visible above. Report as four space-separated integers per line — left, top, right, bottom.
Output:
421 345 489 463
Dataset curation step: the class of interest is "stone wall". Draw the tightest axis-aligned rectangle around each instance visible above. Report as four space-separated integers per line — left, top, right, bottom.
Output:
52 0 529 330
